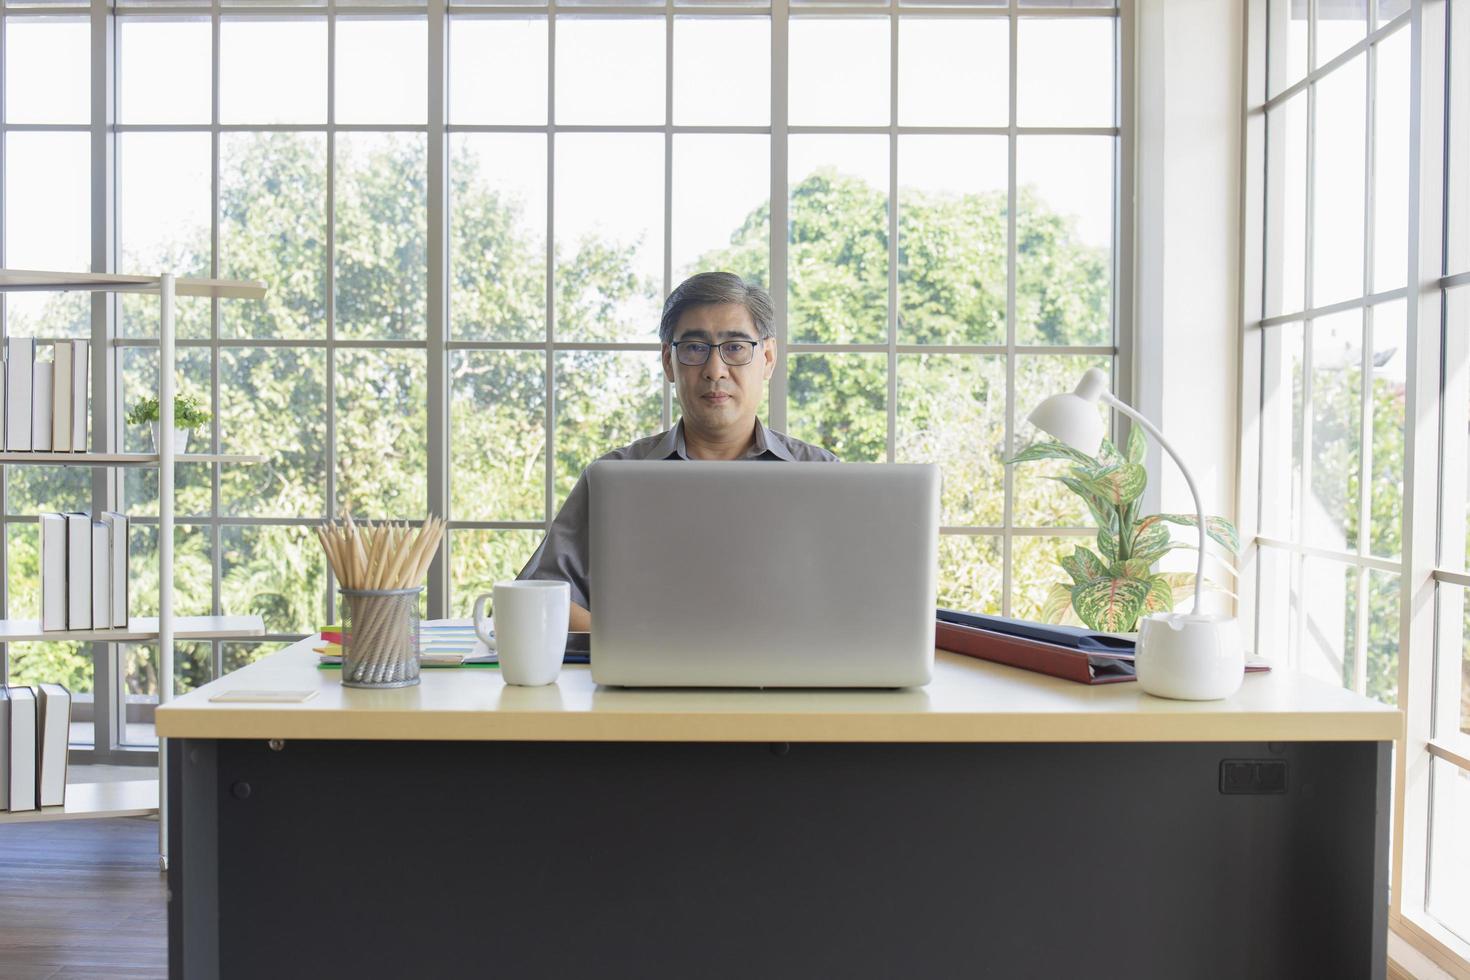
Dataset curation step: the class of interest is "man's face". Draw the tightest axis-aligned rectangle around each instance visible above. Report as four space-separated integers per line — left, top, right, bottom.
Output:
662 303 776 438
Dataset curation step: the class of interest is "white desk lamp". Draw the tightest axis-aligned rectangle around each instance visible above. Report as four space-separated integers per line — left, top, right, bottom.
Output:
1027 368 1244 700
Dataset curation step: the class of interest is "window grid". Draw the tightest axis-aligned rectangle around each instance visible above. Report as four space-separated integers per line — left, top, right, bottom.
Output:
0 0 1128 760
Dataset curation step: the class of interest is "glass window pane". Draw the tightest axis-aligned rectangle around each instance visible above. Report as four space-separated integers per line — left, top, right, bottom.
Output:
1438 583 1470 736
553 133 663 343
121 641 212 745
555 18 664 125
119 347 213 518
1265 92 1308 317
673 17 770 126
1259 323 1305 541
1428 756 1470 944
1312 54 1367 308
1254 544 1294 662
220 347 328 519
1377 0 1409 24
552 350 663 508
1361 569 1399 704
335 133 427 341
788 134 889 345
221 524 325 634
4 20 88 123
1368 301 1405 560
449 17 548 125
1267 0 1309 97
789 18 890 126
1372 27 1409 292
220 132 328 340
223 640 291 676
1013 354 1110 528
336 350 428 519
1011 535 1085 623
1447 287 1470 571
125 524 214 620
1016 136 1113 347
672 135 770 284
788 353 885 464
1017 18 1114 128
451 134 547 341
451 350 546 523
898 353 1005 527
335 19 427 124
1448 0 1470 276
898 18 1007 128
1296 556 1352 687
6 645 91 745
119 19 211 124
1305 310 1362 553
938 534 1001 617
220 19 327 124
4 133 91 339
898 135 1007 346
119 133 212 287
1315 0 1366 69
448 529 545 618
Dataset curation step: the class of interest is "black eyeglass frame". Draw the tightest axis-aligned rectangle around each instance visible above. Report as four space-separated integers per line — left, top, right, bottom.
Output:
668 339 763 367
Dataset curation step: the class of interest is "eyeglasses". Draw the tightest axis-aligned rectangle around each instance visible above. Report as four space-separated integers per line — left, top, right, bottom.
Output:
669 339 761 367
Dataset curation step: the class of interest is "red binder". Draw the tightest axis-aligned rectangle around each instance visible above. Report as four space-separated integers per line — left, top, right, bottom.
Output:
935 618 1137 685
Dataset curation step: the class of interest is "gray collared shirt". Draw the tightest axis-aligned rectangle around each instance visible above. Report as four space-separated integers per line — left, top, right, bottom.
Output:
516 419 837 609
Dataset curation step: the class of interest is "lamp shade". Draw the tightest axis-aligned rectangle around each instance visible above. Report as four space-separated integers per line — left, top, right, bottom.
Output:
1027 392 1105 455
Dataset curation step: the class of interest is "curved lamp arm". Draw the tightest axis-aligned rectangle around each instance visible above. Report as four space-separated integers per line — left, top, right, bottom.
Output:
1098 393 1206 616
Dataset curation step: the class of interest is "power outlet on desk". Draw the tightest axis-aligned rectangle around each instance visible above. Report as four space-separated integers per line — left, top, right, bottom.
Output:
1219 759 1288 795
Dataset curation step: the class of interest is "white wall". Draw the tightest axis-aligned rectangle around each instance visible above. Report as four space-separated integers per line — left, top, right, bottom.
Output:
1133 0 1244 612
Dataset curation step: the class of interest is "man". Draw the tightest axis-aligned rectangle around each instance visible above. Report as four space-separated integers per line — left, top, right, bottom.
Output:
517 271 837 630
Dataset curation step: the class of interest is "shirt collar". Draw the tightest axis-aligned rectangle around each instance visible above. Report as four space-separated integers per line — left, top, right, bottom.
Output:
650 419 792 461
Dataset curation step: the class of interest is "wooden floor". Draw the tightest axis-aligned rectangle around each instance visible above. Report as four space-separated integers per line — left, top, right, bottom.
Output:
0 817 166 980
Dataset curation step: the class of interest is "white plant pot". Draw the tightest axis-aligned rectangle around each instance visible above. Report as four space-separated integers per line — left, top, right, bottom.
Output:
1135 612 1245 701
150 423 190 455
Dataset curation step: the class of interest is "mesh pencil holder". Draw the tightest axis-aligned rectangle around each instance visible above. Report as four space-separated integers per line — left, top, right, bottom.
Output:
339 587 423 689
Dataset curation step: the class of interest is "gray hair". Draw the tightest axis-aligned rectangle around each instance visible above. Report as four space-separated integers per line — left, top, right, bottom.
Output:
658 272 775 344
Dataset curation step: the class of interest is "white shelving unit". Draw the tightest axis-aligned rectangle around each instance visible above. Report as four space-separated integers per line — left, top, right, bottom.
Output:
0 270 268 842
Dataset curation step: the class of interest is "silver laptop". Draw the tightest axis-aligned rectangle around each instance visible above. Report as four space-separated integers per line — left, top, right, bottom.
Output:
588 461 940 688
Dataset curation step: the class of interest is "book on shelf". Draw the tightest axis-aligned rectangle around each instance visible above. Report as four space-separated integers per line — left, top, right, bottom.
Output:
90 521 109 632
5 336 34 451
39 513 67 631
101 511 128 627
68 339 87 452
64 512 91 631
0 688 9 810
31 347 52 452
51 340 72 452
36 683 69 808
5 685 36 812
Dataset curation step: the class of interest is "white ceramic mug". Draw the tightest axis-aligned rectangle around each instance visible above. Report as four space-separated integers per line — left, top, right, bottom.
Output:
472 580 569 686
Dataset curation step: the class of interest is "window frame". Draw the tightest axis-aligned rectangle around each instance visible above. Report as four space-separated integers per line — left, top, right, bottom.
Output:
0 0 1133 765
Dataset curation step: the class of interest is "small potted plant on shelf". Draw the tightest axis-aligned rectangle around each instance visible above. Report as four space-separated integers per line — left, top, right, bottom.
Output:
125 394 210 454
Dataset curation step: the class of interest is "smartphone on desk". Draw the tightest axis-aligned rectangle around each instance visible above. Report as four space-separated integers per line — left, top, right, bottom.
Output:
565 631 590 662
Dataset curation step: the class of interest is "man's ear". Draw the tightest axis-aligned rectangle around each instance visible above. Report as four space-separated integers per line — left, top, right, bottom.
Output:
762 335 777 382
662 344 675 384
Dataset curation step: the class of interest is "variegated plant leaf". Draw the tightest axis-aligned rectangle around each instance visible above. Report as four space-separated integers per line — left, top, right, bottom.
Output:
1128 520 1172 564
1097 437 1124 463
1158 570 1239 601
1006 440 1098 468
1118 558 1154 579
1060 547 1108 586
1097 528 1118 563
1079 462 1148 508
1039 582 1075 624
1126 424 1147 465
1055 475 1120 533
1142 575 1176 614
1071 576 1152 633
1156 514 1240 553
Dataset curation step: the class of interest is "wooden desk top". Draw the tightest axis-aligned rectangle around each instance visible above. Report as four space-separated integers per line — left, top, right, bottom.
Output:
155 638 1401 743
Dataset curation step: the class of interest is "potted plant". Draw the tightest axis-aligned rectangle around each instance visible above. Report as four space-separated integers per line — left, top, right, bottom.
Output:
1008 427 1239 634
126 394 211 454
